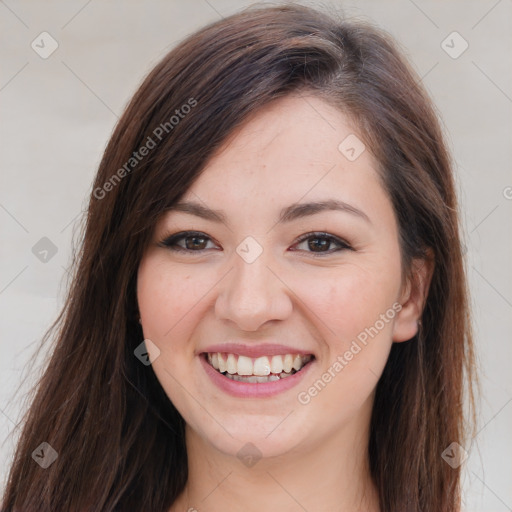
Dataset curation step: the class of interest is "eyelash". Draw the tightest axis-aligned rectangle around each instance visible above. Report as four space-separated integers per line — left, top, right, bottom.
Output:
157 231 353 256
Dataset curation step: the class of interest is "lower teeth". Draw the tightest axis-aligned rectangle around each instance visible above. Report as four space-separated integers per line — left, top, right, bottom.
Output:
221 369 297 383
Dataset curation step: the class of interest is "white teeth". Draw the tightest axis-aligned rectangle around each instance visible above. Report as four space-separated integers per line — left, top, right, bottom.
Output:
270 355 284 374
225 374 281 383
292 355 303 371
217 353 227 373
253 356 271 376
226 353 237 374
283 354 293 373
206 352 313 380
237 355 253 376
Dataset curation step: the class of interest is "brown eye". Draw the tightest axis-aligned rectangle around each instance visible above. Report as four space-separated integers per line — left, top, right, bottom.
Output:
307 237 331 252
292 232 352 255
184 234 208 250
158 231 218 252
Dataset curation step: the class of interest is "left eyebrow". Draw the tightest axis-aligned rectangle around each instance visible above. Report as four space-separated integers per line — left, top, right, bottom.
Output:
166 198 371 226
278 199 371 224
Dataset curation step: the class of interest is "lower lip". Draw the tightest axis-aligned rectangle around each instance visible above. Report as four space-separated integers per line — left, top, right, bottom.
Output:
199 354 315 398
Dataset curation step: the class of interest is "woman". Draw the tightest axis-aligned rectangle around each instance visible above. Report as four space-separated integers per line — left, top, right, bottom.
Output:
2 4 476 511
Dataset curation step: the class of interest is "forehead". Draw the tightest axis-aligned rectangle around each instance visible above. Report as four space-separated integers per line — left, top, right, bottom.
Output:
177 94 391 226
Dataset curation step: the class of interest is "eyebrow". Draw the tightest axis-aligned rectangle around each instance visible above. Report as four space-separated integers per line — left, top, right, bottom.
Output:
166 199 371 225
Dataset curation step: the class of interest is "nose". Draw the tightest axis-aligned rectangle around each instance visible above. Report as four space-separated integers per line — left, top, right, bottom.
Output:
214 247 293 331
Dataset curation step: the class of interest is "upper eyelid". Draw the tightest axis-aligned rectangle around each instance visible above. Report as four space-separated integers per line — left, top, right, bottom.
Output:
158 231 219 248
295 231 350 245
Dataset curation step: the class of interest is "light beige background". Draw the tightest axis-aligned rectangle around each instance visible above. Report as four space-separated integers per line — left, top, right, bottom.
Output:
1 1 511 510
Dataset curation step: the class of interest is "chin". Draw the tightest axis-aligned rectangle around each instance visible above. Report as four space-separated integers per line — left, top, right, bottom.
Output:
188 414 307 461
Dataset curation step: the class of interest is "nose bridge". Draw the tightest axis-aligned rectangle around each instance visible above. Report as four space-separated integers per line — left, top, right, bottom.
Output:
215 238 292 330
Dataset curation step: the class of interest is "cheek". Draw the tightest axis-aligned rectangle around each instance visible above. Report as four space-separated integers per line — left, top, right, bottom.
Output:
136 257 205 407
290 261 401 344
137 256 207 341
289 262 400 410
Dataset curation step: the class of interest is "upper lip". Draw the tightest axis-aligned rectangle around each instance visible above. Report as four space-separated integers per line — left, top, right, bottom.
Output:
199 343 315 359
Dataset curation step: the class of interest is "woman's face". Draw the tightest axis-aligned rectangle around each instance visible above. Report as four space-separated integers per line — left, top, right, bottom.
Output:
137 94 420 459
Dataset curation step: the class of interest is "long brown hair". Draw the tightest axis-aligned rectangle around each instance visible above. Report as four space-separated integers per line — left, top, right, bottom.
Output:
2 4 476 511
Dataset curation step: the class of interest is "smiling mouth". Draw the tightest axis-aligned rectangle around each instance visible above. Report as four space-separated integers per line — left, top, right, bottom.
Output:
203 352 314 383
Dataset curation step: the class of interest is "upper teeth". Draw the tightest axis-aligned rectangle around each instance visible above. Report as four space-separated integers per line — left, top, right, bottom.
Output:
207 353 312 376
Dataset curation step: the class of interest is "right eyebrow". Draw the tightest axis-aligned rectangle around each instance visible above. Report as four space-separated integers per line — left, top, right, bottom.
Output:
166 201 227 223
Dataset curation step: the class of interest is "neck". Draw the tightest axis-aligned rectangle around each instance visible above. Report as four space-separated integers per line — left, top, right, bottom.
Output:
170 408 380 511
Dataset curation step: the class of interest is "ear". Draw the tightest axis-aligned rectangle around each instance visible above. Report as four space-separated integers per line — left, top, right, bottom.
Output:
392 253 434 343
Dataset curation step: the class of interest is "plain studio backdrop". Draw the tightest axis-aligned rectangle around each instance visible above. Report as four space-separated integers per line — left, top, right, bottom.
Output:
0 1 511 510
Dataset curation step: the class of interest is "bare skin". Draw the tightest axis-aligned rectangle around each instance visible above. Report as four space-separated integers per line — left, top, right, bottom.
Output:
137 94 432 512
